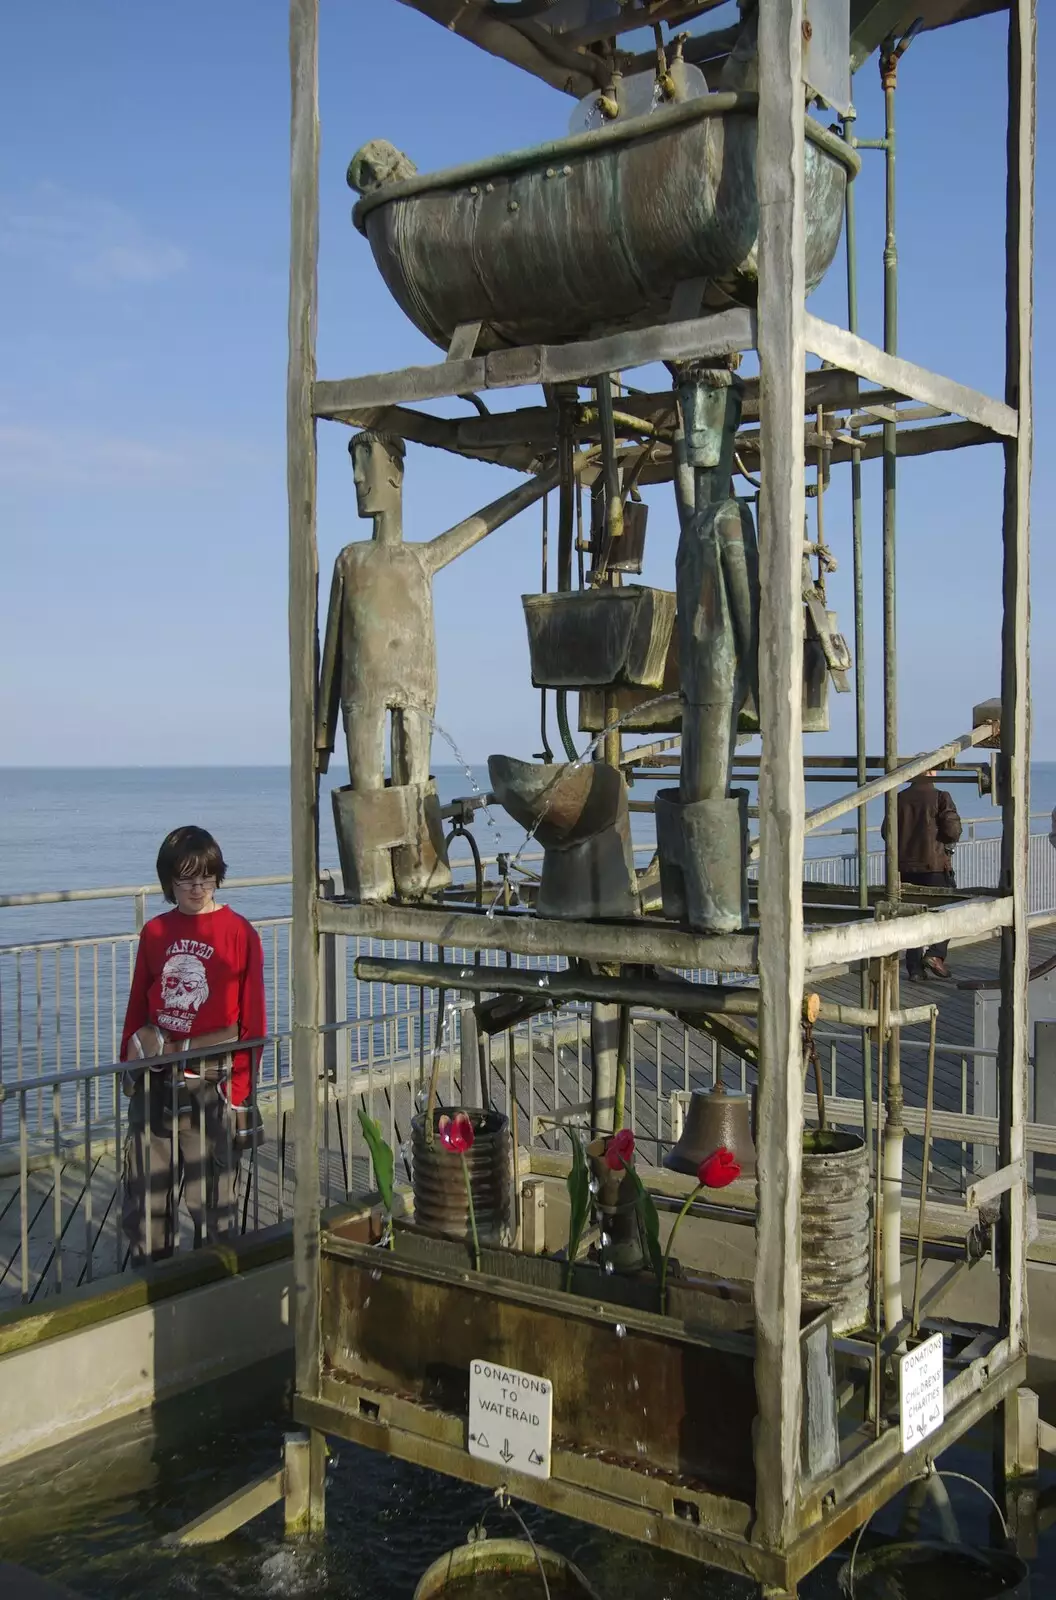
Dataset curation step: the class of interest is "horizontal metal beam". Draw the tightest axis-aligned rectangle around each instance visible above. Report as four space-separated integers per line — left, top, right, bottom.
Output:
318 896 758 972
805 315 1018 438
313 308 755 411
805 896 1014 970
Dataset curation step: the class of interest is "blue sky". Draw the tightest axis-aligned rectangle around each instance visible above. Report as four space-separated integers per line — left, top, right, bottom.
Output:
1 3 1052 766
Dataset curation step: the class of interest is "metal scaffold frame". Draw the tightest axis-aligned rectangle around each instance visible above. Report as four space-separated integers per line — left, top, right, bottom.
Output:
285 0 1035 1587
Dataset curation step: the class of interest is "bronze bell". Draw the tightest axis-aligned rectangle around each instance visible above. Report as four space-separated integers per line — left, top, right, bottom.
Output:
664 1081 756 1180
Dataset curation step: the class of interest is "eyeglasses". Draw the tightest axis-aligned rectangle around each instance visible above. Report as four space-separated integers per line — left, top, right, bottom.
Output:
175 877 216 891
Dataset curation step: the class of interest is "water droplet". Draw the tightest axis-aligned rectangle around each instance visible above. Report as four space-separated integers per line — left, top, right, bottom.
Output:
537 974 549 989
632 1375 640 1392
615 1323 627 1338
415 1088 428 1113
599 1232 611 1249
603 1260 614 1276
588 1178 600 1196
636 1438 646 1453
371 1267 382 1282
460 968 473 981
363 1296 371 1309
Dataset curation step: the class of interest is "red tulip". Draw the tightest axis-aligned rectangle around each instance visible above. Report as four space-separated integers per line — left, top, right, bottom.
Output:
438 1111 475 1154
605 1127 635 1171
698 1147 740 1189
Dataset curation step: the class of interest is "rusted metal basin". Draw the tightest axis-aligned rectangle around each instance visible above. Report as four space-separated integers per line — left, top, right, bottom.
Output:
522 586 676 690
801 1129 870 1336
414 1538 600 1600
487 756 624 849
838 1541 1030 1599
351 93 856 353
411 1108 513 1248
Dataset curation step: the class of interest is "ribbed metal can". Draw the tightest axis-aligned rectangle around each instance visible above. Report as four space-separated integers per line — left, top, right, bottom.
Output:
411 1108 513 1248
801 1130 870 1335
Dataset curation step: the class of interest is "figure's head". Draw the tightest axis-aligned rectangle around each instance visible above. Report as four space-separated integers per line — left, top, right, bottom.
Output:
349 431 405 526
156 825 227 910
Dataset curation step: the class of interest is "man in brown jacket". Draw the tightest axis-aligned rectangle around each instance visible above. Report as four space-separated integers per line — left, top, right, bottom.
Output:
890 769 963 980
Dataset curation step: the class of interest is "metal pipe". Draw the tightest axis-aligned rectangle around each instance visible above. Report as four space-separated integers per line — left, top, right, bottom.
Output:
351 956 932 1028
911 1007 939 1335
881 42 900 904
555 389 579 760
594 373 624 545
883 959 906 1346
845 108 874 1168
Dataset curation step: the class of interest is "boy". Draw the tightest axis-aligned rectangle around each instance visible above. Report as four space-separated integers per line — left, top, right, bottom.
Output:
120 826 266 1263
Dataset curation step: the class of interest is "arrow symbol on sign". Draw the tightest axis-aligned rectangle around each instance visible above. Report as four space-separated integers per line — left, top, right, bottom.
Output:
499 1439 515 1464
476 1434 489 1450
528 1449 544 1466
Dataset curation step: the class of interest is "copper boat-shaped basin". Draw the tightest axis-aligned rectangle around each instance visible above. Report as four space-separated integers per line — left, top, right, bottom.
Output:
351 92 857 354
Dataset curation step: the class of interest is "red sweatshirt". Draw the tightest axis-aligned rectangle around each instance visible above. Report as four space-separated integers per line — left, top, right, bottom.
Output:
120 905 266 1106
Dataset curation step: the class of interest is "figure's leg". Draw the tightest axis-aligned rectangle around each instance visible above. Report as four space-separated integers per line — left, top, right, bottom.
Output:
198 1078 239 1242
392 706 433 789
344 702 387 792
122 1073 175 1264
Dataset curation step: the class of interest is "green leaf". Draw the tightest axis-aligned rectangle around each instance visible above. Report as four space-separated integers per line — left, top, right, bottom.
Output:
357 1107 395 1216
564 1133 591 1291
621 1159 664 1289
637 1184 665 1287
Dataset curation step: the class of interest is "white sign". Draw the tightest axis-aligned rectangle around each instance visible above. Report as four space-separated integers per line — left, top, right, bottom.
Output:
899 1333 945 1454
468 1360 552 1480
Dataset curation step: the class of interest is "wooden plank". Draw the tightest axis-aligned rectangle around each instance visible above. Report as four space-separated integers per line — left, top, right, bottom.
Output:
966 1158 1028 1212
287 0 323 1402
312 307 755 412
804 314 1019 438
164 1470 283 1546
805 897 1014 970
998 0 1035 1365
317 897 759 973
753 0 807 1552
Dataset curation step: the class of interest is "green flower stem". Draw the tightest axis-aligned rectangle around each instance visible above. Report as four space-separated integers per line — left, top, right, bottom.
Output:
660 1182 703 1316
460 1151 481 1272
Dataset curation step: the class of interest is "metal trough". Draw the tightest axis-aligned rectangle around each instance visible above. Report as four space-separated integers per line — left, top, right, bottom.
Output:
351 93 857 353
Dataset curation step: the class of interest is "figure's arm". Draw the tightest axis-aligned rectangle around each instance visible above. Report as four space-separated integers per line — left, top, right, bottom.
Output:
120 931 153 1062
316 560 345 774
937 789 962 845
425 455 594 574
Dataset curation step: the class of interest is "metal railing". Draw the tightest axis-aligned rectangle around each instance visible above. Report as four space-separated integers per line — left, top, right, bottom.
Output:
3 818 1054 1307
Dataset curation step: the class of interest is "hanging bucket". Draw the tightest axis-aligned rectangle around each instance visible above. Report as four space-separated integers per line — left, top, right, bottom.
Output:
801 1129 870 1334
414 1537 601 1600
838 1540 1030 1599
411 1108 512 1249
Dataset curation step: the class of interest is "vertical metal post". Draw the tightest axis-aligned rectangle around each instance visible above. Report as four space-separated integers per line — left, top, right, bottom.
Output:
754 0 806 1555
998 0 1035 1374
880 48 900 904
844 110 874 1166
288 0 322 1410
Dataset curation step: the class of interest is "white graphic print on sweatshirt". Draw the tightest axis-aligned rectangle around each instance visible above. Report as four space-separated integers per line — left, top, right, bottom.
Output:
157 936 215 1034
